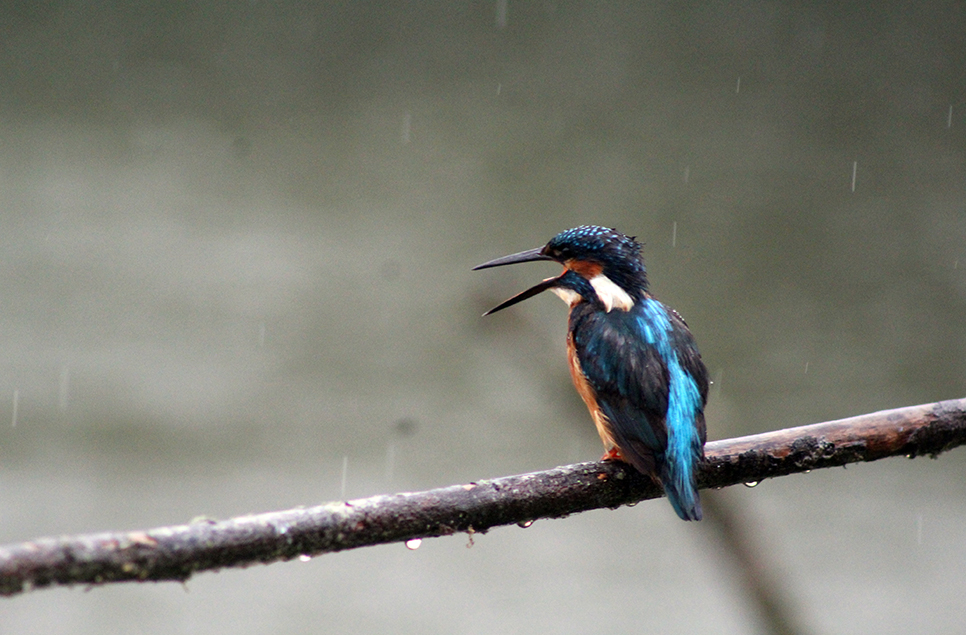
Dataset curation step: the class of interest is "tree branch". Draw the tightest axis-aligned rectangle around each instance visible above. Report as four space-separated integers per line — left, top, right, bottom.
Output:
2 398 965 597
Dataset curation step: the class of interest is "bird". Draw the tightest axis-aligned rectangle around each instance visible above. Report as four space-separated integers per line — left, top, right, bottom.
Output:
474 225 709 521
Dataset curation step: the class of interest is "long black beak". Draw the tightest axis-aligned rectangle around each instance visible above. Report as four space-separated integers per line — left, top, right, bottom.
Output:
472 247 553 270
473 247 561 316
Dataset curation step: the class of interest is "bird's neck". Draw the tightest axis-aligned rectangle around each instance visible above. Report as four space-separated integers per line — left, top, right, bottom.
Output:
553 270 646 313
587 273 635 311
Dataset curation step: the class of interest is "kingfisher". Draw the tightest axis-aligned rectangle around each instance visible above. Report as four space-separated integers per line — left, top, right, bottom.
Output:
474 225 709 521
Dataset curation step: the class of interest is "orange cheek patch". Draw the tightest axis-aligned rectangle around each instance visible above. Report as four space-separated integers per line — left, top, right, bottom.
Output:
564 259 603 278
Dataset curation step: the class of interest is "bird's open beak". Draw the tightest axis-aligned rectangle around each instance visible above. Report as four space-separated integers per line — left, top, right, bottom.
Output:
473 247 561 316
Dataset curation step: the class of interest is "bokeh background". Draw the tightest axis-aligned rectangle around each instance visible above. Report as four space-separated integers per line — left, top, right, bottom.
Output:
2 2 966 633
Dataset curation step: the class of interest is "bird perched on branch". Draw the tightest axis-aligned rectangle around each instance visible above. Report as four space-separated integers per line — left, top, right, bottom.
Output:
474 225 709 520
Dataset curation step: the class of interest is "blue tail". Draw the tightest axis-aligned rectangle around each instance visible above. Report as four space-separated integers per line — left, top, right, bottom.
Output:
662 359 704 521
661 460 702 521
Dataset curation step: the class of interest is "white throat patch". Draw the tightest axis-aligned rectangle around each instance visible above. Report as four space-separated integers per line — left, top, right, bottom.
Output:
551 286 582 307
589 274 634 312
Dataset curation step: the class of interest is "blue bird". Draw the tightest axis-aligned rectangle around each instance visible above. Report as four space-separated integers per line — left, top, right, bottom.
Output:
474 226 709 520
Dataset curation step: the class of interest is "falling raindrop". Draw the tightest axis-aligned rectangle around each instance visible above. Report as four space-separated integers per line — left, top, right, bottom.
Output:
400 112 412 144
384 442 395 482
405 538 422 550
671 221 677 248
683 166 690 184
11 389 18 428
710 368 724 395
340 456 349 499
744 481 759 488
850 161 858 192
948 104 953 129
735 75 741 94
299 554 312 562
517 520 534 528
804 361 809 374
496 83 502 95
58 365 70 411
495 0 507 29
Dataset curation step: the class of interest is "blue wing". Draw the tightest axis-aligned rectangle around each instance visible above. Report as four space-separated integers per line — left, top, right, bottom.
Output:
570 298 708 520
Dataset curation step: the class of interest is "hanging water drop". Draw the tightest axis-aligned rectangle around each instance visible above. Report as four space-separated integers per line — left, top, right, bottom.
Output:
405 538 422 550
743 480 759 488
517 520 534 528
299 554 312 562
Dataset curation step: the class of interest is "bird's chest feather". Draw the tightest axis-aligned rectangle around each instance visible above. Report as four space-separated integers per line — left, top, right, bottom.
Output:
565 330 619 450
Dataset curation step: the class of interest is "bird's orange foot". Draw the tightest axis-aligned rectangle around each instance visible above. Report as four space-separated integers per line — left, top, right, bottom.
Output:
600 448 624 461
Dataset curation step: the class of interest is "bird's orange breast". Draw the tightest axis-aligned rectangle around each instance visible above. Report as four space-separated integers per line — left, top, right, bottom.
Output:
566 332 618 452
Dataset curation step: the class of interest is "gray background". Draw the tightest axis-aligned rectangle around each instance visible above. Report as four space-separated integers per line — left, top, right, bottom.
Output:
1 2 965 633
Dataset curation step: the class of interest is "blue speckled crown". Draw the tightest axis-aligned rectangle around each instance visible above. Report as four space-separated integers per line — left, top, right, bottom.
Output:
546 225 646 275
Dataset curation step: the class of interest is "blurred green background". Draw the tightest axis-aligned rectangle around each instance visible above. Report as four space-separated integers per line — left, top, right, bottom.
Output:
1 1 965 633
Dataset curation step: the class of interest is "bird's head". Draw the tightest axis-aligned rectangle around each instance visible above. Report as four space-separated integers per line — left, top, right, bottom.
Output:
474 225 649 315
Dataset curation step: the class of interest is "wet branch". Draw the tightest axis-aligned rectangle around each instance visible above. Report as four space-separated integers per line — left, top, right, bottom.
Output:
2 398 965 597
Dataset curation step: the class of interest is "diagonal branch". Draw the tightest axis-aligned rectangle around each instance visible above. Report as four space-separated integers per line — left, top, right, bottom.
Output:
2 398 965 597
